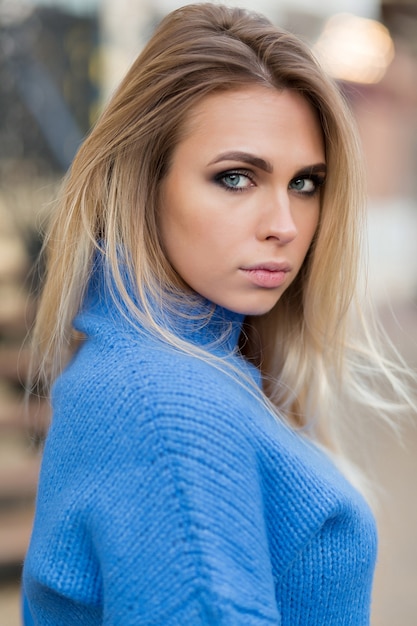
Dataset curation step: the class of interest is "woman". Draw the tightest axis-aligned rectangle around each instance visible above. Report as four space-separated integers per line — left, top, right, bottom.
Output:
22 3 415 624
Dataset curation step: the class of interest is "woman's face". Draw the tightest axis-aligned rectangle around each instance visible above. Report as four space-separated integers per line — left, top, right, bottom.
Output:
159 86 326 316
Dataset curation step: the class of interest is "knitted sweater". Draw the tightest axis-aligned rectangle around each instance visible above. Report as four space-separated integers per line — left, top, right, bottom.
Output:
22 267 377 625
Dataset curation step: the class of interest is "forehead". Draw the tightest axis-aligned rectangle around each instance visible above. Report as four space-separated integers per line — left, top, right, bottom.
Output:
176 86 325 163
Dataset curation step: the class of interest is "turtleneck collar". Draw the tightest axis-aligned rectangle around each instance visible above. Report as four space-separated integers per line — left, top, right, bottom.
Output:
159 298 245 354
83 250 245 355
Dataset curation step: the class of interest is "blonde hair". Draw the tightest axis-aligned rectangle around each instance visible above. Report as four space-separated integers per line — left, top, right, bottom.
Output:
32 3 415 462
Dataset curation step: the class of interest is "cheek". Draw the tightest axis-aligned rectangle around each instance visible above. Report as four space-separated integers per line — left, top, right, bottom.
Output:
298 210 319 244
158 190 188 251
162 198 235 249
308 204 321 239
310 214 320 243
295 209 320 264
160 181 204 237
159 199 216 272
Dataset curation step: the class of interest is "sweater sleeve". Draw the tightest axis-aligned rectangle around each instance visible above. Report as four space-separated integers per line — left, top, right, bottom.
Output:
89 358 280 625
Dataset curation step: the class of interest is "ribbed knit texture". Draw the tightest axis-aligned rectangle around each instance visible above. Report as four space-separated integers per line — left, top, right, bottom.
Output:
23 264 377 625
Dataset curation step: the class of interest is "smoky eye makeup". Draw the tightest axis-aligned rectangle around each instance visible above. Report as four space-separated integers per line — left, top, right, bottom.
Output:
210 160 327 195
213 169 255 192
289 173 326 197
289 163 327 196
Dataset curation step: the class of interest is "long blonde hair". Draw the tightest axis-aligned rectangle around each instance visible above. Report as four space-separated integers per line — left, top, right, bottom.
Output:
32 3 415 459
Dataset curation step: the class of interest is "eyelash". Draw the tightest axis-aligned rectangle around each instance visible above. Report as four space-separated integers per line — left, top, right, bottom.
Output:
214 169 326 196
214 169 254 192
289 175 326 197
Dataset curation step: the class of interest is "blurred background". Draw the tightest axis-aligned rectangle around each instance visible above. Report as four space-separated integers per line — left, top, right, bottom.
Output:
0 0 416 623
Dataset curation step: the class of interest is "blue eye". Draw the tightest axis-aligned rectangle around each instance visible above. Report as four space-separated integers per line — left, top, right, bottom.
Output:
224 173 245 187
215 170 254 191
289 175 325 196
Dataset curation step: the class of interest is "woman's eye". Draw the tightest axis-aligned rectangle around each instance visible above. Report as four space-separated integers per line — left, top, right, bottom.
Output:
216 171 253 191
290 177 315 193
289 176 324 196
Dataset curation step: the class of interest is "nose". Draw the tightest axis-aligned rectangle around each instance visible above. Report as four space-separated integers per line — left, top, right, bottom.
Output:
258 190 297 244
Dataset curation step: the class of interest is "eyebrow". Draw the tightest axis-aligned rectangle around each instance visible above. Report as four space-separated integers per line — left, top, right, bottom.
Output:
208 151 273 173
208 151 327 176
294 163 327 177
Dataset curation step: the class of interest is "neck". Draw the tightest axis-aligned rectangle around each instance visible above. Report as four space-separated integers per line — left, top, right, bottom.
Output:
149 293 245 354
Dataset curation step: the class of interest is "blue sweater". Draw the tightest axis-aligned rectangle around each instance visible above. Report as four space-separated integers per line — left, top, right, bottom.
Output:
23 267 377 625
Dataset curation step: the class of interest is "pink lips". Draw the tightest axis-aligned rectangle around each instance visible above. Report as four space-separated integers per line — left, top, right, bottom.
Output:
240 263 291 288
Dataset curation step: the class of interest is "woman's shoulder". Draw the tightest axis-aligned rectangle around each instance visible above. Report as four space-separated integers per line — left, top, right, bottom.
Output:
56 315 259 433
45 318 262 494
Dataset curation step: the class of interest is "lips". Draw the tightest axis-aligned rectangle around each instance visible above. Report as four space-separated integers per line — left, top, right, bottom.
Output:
240 262 291 289
242 262 291 272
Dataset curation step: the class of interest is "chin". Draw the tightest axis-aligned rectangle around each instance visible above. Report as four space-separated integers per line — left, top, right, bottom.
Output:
225 295 282 317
